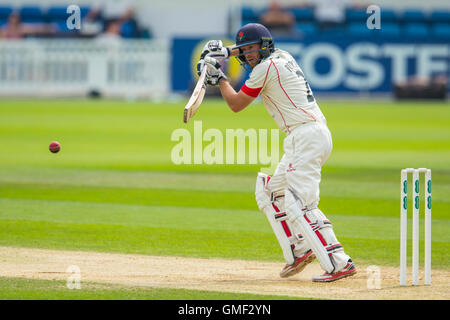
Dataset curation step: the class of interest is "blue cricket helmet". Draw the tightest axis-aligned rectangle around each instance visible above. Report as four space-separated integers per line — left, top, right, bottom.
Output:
235 23 274 66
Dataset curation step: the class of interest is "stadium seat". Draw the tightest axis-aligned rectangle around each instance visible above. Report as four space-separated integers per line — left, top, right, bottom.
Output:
0 6 12 25
241 6 260 25
404 23 429 38
431 23 450 39
48 6 91 22
0 6 13 19
121 21 137 38
380 9 398 23
79 6 91 19
430 10 450 23
19 6 45 23
346 22 372 37
295 23 318 36
402 9 427 23
291 8 314 22
379 23 401 38
345 8 367 22
47 7 69 22
241 6 260 21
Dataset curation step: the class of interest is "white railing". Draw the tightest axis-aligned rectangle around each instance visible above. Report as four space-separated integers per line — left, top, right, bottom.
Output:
0 39 170 98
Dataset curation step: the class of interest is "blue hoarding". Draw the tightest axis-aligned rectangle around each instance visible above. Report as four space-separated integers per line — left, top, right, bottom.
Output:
172 37 449 94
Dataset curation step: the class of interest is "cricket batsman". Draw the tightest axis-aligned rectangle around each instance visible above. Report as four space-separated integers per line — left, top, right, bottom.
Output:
197 23 357 282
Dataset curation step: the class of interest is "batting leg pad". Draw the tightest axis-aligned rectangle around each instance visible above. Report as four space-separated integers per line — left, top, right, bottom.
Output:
264 204 296 265
255 173 295 265
256 173 311 265
285 189 339 274
266 171 311 255
268 172 313 260
272 197 310 259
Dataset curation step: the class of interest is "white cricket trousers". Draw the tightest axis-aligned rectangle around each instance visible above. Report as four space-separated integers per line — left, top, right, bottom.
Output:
282 122 333 207
275 120 332 207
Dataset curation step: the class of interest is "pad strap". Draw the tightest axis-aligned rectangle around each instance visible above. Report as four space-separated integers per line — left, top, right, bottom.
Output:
273 203 304 246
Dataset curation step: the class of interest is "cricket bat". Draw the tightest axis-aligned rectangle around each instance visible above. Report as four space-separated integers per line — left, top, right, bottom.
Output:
183 67 207 123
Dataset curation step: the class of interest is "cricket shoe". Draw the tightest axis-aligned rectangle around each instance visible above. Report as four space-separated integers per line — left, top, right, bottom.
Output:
312 259 357 283
280 250 315 278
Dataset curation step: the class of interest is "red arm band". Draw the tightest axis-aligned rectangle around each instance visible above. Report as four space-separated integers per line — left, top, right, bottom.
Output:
241 84 262 97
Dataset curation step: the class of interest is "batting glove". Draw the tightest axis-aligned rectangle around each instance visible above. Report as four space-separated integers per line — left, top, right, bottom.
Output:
196 59 205 77
196 59 218 85
201 56 228 86
255 172 271 211
200 40 231 61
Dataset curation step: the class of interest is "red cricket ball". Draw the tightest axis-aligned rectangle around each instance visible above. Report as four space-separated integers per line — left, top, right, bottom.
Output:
49 141 61 153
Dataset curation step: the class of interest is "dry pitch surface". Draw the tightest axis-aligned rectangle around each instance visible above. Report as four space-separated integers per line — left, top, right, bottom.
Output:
0 246 448 300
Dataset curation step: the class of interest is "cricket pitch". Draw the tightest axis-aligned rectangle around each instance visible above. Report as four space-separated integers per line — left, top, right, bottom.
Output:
0 246 448 300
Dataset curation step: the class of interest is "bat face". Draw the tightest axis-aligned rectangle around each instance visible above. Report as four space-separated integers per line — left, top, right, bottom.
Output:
183 67 207 123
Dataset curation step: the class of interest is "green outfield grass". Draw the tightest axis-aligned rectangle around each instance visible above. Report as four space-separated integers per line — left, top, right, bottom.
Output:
0 277 305 300
0 98 449 298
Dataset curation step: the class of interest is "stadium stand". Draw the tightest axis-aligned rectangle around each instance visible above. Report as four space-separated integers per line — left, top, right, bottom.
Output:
0 4 150 39
237 5 450 40
0 4 448 40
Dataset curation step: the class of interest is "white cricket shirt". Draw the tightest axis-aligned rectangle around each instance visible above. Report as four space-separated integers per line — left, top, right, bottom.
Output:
241 49 326 133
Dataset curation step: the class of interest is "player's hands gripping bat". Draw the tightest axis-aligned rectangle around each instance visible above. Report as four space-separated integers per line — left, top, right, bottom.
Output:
184 41 237 123
197 56 228 86
200 40 231 61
